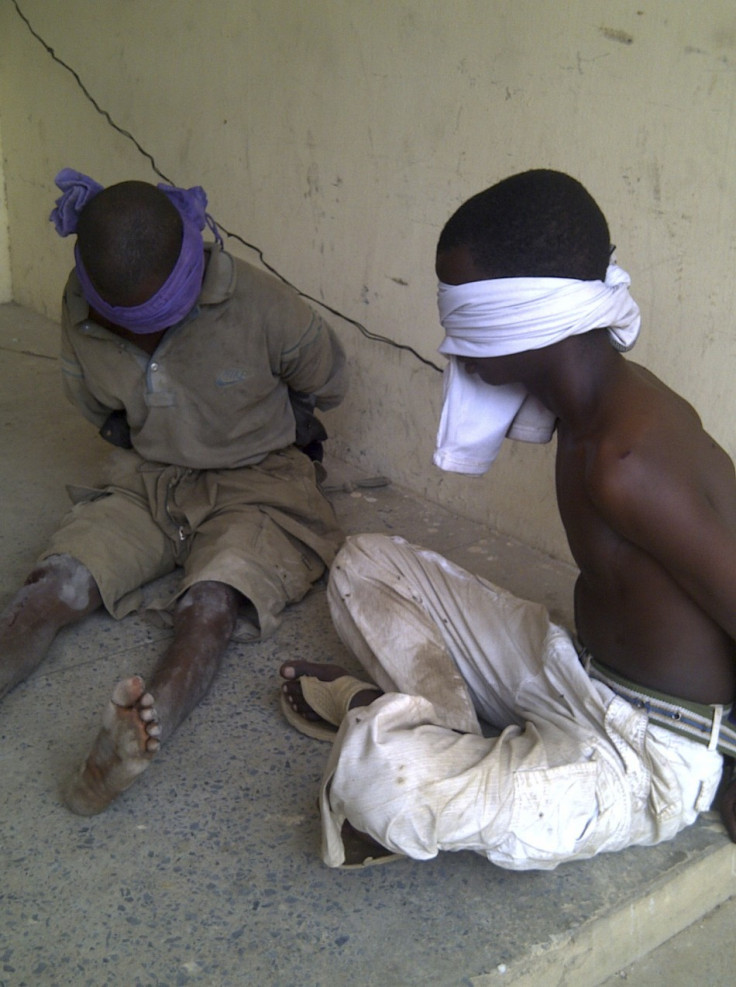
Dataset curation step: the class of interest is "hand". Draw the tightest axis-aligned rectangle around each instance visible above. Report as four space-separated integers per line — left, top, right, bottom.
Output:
720 779 736 841
99 410 132 449
716 758 736 842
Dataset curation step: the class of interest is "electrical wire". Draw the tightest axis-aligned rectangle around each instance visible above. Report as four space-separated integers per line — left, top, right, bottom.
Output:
10 0 444 373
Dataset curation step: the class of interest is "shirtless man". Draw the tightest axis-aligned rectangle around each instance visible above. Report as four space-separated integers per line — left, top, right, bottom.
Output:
0 169 346 815
280 169 736 869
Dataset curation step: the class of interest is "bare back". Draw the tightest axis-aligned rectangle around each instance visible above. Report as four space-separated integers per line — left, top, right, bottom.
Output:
557 362 736 704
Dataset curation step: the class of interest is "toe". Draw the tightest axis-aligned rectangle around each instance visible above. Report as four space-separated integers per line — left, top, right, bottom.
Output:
111 676 146 707
282 679 303 701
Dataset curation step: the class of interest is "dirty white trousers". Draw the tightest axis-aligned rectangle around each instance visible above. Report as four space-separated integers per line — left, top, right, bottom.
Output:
319 534 723 870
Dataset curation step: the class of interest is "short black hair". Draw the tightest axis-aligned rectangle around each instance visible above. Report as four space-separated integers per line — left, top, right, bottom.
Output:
437 169 610 281
76 180 183 304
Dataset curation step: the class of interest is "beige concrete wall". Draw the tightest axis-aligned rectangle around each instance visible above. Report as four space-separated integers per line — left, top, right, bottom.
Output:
1 0 735 560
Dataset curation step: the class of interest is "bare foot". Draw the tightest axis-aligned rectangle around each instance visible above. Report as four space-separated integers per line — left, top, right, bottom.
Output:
0 593 57 700
279 660 381 726
0 557 102 700
63 676 161 816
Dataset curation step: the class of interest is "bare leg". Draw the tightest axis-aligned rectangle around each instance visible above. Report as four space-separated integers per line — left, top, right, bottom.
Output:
64 580 239 816
0 554 103 700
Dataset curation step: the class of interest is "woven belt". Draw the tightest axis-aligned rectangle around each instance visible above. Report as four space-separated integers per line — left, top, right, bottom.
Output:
582 653 736 758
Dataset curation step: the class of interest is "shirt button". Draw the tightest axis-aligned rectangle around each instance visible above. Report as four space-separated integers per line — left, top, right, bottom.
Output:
150 362 159 371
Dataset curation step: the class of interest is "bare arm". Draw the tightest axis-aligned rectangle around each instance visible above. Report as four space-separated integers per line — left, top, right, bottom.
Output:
713 758 736 841
589 438 736 643
591 444 736 841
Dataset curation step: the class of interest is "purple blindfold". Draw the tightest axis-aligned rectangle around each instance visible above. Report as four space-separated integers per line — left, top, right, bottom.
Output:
50 168 222 334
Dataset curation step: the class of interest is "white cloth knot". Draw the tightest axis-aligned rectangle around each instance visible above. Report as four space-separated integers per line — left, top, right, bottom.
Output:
434 263 641 475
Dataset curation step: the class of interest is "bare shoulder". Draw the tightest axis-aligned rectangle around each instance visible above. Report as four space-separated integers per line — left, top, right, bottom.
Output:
585 365 736 538
584 368 733 536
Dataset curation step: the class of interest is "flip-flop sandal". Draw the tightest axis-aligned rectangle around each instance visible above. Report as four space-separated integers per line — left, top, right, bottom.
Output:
279 674 378 742
340 849 405 869
339 830 405 869
334 812 405 869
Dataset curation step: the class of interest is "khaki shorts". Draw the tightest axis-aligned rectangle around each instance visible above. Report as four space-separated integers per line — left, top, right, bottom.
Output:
43 446 343 639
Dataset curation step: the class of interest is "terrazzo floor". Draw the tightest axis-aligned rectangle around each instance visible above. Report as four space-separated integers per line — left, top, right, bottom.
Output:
1 302 734 987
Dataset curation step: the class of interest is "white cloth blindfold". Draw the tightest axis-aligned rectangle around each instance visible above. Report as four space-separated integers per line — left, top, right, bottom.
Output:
434 263 641 475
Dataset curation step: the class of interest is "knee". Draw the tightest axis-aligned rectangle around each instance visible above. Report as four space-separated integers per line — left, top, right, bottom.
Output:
329 533 403 598
332 533 400 573
177 581 240 628
28 553 88 582
27 554 100 611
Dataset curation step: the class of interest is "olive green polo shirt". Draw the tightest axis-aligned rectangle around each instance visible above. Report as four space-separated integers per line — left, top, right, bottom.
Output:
60 246 347 469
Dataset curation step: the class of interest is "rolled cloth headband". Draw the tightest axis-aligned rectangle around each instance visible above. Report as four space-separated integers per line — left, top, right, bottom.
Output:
50 168 222 333
434 263 641 474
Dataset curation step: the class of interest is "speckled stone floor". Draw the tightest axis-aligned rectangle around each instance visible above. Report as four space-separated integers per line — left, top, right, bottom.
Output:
1 303 734 987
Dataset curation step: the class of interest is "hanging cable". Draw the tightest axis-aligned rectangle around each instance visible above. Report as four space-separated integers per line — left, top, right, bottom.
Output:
10 0 444 373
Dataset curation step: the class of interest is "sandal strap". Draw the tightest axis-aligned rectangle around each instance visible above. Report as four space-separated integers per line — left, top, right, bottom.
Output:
300 675 378 728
